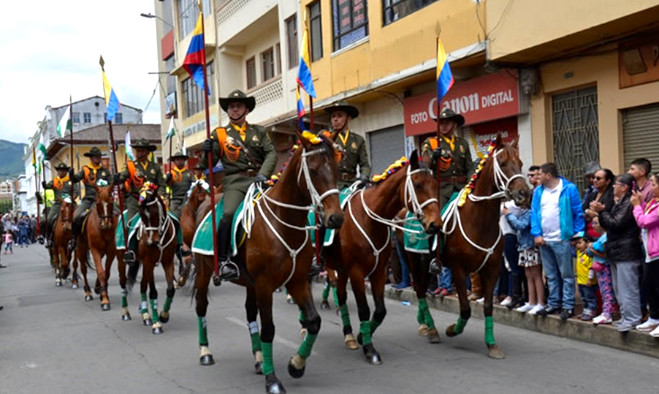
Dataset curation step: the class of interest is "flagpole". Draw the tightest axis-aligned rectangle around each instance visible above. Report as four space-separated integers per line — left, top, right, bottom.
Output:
168 135 173 207
198 2 220 282
69 96 75 222
435 35 444 268
33 148 41 236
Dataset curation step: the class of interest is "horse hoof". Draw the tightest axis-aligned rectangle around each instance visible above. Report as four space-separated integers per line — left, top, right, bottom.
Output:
418 324 429 337
487 344 505 359
287 356 306 379
320 300 330 310
152 325 164 335
144 318 153 326
72 283 78 289
56 281 62 287
265 374 287 394
101 303 111 311
254 361 263 375
122 313 132 321
426 328 441 344
159 312 170 323
363 346 382 365
200 354 215 366
84 295 94 302
344 334 359 350
445 324 458 337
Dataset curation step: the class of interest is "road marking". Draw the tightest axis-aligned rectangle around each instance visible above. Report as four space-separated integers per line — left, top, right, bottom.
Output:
225 316 317 357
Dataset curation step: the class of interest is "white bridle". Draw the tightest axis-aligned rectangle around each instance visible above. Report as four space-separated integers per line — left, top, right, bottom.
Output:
441 148 529 273
137 195 175 266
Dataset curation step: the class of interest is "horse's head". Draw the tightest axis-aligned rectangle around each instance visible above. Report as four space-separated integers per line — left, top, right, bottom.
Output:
94 184 115 231
296 131 344 229
403 150 440 234
138 182 165 246
58 196 74 231
490 135 531 207
188 180 210 210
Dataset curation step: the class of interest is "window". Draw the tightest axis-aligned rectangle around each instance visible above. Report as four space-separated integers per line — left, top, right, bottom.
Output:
276 43 282 76
383 0 437 25
246 57 256 89
332 0 369 51
286 15 298 69
261 47 275 82
72 112 80 124
83 112 91 123
115 113 123 124
165 56 176 95
178 0 211 38
183 61 215 118
309 1 323 61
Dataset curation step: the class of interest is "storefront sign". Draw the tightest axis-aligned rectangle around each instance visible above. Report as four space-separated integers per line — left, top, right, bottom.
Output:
619 41 659 88
403 70 521 136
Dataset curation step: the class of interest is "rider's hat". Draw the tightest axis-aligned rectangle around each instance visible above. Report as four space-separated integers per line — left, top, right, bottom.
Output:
54 163 70 170
169 151 189 161
435 108 465 127
132 138 157 152
84 147 103 157
219 89 256 113
325 101 359 119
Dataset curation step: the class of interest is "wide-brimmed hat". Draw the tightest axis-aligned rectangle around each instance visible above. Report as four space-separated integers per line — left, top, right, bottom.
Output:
437 108 465 126
219 89 256 112
84 147 103 157
169 151 189 160
54 163 70 170
326 101 359 119
132 138 157 151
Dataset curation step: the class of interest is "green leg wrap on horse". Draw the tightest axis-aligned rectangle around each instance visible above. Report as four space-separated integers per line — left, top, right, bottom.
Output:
298 309 305 323
332 287 339 306
322 281 330 301
262 342 274 376
359 321 372 345
150 299 159 322
298 332 318 360
417 299 427 325
163 296 173 313
484 316 495 345
418 299 436 330
454 316 467 335
121 289 128 308
198 317 209 346
250 333 262 353
140 293 148 314
340 304 351 328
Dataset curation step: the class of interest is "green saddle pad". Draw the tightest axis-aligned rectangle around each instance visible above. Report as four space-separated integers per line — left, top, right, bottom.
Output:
115 211 183 250
403 191 458 254
308 188 353 247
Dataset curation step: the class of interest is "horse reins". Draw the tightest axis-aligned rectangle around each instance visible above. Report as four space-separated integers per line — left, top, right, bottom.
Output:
138 195 175 266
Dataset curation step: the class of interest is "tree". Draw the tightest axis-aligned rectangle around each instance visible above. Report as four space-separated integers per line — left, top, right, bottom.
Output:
0 200 13 214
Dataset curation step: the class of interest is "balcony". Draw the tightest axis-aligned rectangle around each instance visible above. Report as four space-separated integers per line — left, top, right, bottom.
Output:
217 0 277 46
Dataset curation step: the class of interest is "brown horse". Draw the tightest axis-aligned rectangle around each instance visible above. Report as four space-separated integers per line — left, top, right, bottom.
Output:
74 185 128 315
176 180 211 287
324 151 440 364
128 184 178 334
193 132 343 394
53 198 75 287
428 136 530 359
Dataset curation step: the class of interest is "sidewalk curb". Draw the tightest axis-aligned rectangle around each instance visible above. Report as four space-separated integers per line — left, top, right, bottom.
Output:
380 285 659 359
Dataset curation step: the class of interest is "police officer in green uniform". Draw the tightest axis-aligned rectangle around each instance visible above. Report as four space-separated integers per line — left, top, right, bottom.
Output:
421 108 474 273
326 101 371 190
201 89 276 280
42 163 79 248
166 151 195 219
115 138 166 263
69 147 112 249
192 162 206 181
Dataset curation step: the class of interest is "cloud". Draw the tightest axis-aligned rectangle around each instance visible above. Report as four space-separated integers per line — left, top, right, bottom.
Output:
0 0 161 143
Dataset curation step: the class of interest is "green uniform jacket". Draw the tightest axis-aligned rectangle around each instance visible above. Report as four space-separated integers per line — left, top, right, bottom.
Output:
44 177 79 201
72 165 112 201
118 160 166 197
421 135 474 206
335 130 370 189
168 168 195 201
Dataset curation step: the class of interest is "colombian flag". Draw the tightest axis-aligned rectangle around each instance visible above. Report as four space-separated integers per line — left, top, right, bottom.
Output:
102 71 120 122
436 38 454 102
183 15 210 95
296 85 306 131
296 28 316 98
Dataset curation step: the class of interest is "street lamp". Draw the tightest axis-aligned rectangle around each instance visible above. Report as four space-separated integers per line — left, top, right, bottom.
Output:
140 13 174 29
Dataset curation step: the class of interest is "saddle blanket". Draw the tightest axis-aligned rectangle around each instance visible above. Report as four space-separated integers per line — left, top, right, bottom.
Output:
403 191 458 254
115 211 182 250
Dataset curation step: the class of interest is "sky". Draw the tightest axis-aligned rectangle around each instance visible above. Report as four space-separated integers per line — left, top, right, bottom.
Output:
0 0 162 144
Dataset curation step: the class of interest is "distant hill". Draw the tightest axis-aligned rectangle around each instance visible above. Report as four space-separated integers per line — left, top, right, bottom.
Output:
0 139 27 178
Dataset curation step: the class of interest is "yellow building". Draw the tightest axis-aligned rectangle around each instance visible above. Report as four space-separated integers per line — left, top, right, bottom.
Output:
487 0 659 189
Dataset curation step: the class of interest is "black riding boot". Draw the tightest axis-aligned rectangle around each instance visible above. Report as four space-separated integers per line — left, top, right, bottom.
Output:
310 227 326 277
218 220 239 281
429 254 442 275
69 219 81 251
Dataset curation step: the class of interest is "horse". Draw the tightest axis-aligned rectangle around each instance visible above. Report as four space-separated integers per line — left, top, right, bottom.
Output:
127 183 178 334
52 197 75 287
73 185 129 316
417 136 530 359
192 131 343 394
323 151 440 365
176 180 211 287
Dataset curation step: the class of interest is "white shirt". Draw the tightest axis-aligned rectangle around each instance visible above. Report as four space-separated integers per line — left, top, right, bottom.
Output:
540 179 562 241
500 200 521 235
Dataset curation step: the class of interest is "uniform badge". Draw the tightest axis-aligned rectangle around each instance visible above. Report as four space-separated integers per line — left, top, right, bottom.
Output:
351 142 357 150
459 145 465 153
150 169 155 175
226 136 237 146
252 135 259 142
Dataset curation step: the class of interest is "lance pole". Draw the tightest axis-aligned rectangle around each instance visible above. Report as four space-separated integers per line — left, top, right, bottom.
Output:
33 148 41 236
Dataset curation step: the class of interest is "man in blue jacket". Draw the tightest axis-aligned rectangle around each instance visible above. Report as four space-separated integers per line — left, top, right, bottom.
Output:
531 162 585 319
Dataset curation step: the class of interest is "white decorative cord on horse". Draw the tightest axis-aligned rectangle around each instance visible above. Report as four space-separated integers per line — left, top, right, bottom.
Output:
138 197 176 266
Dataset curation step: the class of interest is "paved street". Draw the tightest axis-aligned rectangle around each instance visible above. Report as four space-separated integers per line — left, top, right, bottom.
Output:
1 245 658 394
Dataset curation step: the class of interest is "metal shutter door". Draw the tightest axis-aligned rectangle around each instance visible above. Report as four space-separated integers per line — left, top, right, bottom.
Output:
623 103 659 170
368 125 406 175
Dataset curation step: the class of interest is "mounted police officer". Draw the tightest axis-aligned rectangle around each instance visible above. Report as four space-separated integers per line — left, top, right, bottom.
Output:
42 163 79 248
166 151 195 219
192 162 206 181
326 101 371 190
201 89 276 281
116 138 166 263
69 147 112 250
421 108 474 275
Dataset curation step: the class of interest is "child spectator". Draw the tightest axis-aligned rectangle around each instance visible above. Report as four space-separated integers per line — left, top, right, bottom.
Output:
573 232 598 320
4 230 13 254
588 218 618 324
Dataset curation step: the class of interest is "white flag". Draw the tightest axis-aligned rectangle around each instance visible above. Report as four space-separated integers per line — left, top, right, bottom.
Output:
165 117 176 141
181 139 186 156
56 106 71 138
125 130 135 161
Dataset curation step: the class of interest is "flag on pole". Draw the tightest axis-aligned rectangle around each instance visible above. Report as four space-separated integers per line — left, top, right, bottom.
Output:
296 86 306 131
38 143 47 158
125 130 134 161
183 15 210 95
32 147 36 168
181 139 187 156
436 38 454 102
102 70 121 122
165 117 176 141
296 28 316 98
38 160 42 176
56 107 72 137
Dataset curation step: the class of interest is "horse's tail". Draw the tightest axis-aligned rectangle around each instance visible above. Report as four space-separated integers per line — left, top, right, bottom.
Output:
126 260 141 289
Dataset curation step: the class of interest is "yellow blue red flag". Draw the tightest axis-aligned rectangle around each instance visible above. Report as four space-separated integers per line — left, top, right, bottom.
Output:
436 38 454 102
296 28 316 98
183 15 210 95
102 71 120 122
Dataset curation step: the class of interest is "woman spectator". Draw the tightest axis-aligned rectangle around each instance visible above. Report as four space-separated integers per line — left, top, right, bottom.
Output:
631 172 659 336
596 174 644 332
500 200 525 309
583 168 615 240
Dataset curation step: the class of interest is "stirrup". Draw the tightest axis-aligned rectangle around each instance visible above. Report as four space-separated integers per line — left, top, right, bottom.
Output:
219 260 239 281
428 258 441 275
123 250 137 265
310 254 325 277
37 235 45 245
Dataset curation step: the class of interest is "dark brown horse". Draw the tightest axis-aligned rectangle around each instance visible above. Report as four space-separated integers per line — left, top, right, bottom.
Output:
421 136 530 359
324 151 440 364
176 180 211 287
193 132 343 394
53 198 75 287
74 185 128 315
128 183 178 334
